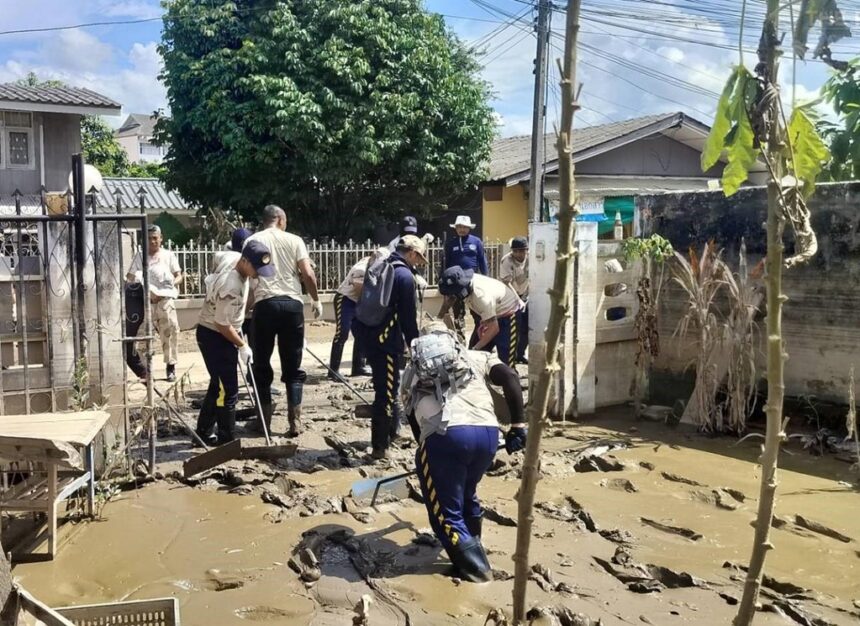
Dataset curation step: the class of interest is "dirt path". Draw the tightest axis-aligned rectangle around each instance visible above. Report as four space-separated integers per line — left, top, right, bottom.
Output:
12 334 860 625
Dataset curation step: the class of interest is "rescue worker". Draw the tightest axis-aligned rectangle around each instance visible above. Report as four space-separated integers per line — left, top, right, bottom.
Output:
401 323 527 582
499 237 529 364
442 216 487 342
438 267 524 368
127 225 183 382
329 248 391 380
353 235 427 460
387 215 419 251
195 239 275 445
245 205 322 438
211 227 253 272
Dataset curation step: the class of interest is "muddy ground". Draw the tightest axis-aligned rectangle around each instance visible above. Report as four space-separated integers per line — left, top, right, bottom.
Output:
11 325 860 625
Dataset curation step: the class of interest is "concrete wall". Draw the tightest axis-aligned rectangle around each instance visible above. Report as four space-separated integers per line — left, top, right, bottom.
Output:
482 183 528 242
116 134 141 164
638 182 860 404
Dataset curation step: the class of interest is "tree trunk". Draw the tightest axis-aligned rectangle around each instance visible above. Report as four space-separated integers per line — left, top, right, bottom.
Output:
511 1 582 623
734 1 785 622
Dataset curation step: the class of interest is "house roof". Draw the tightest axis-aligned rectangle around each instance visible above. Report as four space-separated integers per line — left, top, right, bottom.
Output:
0 83 121 116
116 113 159 138
488 112 747 185
98 178 193 214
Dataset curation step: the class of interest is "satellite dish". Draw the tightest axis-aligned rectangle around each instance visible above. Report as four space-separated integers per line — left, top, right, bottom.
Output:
68 164 104 194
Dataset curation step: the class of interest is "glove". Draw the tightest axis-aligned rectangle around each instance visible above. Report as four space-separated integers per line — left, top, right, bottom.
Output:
311 300 323 320
132 271 143 284
422 233 435 244
238 343 253 365
505 426 527 454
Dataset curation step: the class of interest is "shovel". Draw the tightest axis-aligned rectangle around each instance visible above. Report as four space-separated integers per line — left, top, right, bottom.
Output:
242 358 271 446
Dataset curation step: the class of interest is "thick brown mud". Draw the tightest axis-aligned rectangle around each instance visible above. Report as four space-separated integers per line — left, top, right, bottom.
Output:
10 344 860 625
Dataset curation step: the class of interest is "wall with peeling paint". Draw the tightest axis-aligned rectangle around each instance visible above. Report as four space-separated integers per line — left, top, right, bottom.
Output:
637 181 860 405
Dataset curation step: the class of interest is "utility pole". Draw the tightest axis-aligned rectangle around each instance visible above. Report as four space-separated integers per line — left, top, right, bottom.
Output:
528 0 551 223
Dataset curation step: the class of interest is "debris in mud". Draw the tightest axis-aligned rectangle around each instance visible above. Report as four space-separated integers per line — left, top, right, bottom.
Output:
352 594 373 626
537 497 597 532
722 562 811 598
638 461 655 471
570 441 628 473
719 592 739 605
411 531 440 547
206 568 245 591
485 608 511 626
762 601 836 626
660 472 706 487
600 478 638 493
690 489 740 511
594 548 704 595
721 487 748 502
770 515 816 539
487 456 521 478
526 606 601 626
288 548 321 583
323 435 364 458
493 569 514 581
484 506 518 527
598 528 635 544
529 563 574 595
794 515 853 543
640 518 702 541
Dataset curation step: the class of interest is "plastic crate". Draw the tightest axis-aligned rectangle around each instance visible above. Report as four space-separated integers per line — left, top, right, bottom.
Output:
54 598 180 626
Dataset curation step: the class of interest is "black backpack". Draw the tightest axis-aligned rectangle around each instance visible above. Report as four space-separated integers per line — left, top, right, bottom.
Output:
356 256 408 327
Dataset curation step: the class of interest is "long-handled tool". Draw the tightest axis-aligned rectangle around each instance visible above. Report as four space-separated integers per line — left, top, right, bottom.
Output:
243 358 271 446
304 344 372 405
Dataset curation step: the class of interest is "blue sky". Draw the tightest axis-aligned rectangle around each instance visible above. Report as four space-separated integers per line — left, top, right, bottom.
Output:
0 0 854 135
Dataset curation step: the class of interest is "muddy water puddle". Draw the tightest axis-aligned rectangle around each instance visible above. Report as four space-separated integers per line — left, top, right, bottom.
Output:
12 409 860 625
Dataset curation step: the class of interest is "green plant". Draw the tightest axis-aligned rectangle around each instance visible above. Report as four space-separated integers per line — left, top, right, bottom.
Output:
70 357 90 411
158 0 496 240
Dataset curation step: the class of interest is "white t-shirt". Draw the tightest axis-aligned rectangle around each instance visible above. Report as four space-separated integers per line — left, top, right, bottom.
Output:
336 257 369 303
245 228 310 301
465 274 523 322
499 252 529 299
410 350 502 442
129 247 181 299
198 266 248 332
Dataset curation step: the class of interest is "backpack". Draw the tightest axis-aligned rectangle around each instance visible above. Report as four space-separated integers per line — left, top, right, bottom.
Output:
355 256 407 327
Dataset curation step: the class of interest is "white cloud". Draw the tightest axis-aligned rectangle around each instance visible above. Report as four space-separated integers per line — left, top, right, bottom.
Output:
97 1 162 20
42 30 115 73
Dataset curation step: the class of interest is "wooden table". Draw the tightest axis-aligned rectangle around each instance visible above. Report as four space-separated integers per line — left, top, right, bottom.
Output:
0 410 111 559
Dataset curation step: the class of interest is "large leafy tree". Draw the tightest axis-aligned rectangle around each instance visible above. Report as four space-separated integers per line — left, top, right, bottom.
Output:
81 115 131 177
157 0 496 239
818 58 860 181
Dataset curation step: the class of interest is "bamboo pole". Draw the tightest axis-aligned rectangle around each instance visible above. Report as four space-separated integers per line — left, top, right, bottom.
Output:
511 0 582 623
734 1 785 622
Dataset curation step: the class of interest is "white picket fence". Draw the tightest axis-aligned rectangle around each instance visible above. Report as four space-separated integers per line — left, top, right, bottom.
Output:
165 239 508 298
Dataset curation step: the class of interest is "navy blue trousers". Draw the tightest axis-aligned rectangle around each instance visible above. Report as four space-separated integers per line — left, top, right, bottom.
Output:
516 304 528 361
196 325 239 410
416 426 499 552
366 344 402 450
474 315 518 368
332 293 356 347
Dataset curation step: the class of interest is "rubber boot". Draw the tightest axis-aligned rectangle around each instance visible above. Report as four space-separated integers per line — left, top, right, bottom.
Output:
448 536 492 583
194 394 218 446
216 408 236 445
166 363 176 382
389 403 404 443
255 403 274 434
328 342 345 382
287 405 302 438
465 516 483 540
351 342 372 377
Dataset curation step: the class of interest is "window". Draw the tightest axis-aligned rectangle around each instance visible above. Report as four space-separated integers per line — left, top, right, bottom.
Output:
0 111 34 170
139 142 162 156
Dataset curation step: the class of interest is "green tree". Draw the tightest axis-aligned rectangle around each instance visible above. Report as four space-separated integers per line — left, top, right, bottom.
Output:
819 58 860 180
127 161 167 179
81 115 130 177
15 72 65 88
158 0 496 239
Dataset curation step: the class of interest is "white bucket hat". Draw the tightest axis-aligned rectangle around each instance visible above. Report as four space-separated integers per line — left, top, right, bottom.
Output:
450 215 477 229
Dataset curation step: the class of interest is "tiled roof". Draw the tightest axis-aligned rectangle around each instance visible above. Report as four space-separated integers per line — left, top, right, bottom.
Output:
488 113 697 182
98 178 192 213
116 113 159 138
0 84 120 110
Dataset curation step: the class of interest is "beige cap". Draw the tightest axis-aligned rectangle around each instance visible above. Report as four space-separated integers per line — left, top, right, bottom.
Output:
398 234 428 262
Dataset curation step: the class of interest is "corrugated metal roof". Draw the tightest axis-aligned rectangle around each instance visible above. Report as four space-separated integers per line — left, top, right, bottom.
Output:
0 83 120 110
488 113 691 182
98 178 193 213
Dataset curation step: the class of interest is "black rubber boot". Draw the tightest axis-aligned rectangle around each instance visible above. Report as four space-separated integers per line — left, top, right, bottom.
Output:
216 408 236 445
287 406 302 438
448 537 492 583
255 403 274 434
465 515 483 540
166 364 176 382
194 394 217 445
351 342 372 377
328 343 344 381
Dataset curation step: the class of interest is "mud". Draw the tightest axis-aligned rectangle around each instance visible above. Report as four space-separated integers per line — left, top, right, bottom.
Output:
9 352 860 625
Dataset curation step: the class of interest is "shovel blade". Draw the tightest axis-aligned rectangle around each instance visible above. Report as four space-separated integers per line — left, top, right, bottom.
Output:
351 476 410 504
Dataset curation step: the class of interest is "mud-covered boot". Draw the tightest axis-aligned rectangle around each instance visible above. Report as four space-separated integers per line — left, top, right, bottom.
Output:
328 343 344 382
465 516 483 540
351 342 372 377
287 405 302 438
194 395 218 446
216 408 236 445
448 537 492 583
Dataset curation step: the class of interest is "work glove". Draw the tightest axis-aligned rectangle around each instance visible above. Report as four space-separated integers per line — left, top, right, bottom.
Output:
505 426 527 455
311 300 323 320
238 343 253 365
132 271 143 284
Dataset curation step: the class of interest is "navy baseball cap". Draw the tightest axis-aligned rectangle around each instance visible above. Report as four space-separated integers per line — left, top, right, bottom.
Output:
438 266 474 299
242 239 275 278
511 236 528 250
401 215 418 234
231 228 253 251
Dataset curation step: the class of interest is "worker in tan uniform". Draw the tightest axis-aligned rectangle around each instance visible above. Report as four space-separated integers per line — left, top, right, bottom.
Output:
244 205 321 437
498 236 529 364
127 225 183 382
